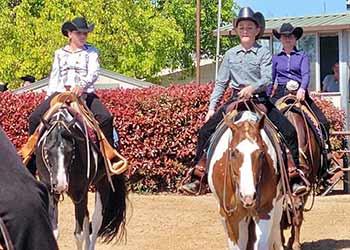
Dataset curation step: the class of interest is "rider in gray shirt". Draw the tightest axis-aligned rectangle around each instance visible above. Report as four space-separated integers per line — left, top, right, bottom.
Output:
180 7 306 196
209 43 272 111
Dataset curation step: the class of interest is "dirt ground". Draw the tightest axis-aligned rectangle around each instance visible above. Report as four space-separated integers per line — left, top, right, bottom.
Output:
57 192 350 250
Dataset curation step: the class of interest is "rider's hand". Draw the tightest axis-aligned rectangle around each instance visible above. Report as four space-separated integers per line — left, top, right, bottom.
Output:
71 86 84 97
296 88 305 101
238 86 254 99
205 110 215 122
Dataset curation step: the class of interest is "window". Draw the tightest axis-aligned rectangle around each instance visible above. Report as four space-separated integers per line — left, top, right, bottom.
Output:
272 37 281 55
257 37 270 51
298 35 316 90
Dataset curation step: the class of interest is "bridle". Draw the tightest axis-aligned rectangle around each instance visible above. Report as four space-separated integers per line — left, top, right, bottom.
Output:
40 119 76 195
222 130 266 215
40 116 98 205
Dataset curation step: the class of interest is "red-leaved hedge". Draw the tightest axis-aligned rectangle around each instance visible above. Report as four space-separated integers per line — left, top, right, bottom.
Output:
0 85 345 192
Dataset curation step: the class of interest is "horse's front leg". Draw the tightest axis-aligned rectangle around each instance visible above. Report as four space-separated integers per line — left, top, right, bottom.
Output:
73 197 90 250
269 197 284 250
221 217 241 250
291 211 303 250
89 189 104 250
254 216 274 250
219 210 248 250
48 192 59 239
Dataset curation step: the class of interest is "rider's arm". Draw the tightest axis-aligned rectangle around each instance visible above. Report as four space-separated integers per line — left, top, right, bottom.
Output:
46 51 60 98
255 48 272 92
208 52 231 111
300 52 310 91
79 49 100 91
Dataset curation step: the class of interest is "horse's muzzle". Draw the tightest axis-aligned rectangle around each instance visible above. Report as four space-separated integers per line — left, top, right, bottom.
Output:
53 184 68 194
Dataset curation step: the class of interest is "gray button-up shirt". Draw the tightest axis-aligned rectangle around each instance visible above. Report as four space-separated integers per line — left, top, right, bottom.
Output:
209 43 272 111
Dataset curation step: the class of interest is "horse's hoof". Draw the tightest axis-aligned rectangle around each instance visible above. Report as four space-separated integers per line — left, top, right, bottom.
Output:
292 242 301 250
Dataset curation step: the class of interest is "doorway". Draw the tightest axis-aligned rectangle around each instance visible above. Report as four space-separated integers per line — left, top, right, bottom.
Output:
320 36 339 90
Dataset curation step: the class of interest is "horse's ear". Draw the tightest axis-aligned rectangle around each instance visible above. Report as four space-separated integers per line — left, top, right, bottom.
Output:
41 117 51 130
223 113 237 131
256 114 266 130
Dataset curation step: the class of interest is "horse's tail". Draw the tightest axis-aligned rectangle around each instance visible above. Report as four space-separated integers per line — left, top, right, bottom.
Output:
98 174 128 243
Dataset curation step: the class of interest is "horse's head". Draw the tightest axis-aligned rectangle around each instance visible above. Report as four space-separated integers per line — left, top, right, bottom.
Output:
224 112 268 208
37 108 82 194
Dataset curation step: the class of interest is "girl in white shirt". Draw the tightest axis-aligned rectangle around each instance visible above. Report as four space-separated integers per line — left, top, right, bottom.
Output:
27 17 114 175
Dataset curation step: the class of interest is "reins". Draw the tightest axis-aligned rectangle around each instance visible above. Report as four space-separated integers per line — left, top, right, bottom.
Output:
222 99 276 217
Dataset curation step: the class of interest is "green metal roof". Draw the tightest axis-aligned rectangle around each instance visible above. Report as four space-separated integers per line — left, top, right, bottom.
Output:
218 12 350 36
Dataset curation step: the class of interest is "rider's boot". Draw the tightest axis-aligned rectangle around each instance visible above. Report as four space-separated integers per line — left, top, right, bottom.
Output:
179 157 207 195
288 155 309 196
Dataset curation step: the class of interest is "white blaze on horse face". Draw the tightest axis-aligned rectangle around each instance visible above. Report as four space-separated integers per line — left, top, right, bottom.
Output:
236 139 259 198
56 144 68 192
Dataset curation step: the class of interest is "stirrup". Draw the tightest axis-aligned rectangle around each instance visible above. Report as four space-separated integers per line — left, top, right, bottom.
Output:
179 180 201 195
296 169 311 187
292 184 308 196
178 165 207 195
327 164 342 175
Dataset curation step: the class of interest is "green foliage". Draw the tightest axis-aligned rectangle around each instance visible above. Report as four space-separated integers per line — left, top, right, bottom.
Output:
0 0 184 88
158 0 239 68
0 0 239 88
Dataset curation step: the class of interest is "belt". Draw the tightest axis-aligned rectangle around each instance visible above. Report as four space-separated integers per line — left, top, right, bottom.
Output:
230 88 268 101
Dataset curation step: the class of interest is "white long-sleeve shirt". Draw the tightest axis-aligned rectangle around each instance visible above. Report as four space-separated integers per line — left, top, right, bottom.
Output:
46 44 100 97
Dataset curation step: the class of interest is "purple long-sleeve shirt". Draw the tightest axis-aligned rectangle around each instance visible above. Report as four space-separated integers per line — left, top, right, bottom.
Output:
267 48 310 95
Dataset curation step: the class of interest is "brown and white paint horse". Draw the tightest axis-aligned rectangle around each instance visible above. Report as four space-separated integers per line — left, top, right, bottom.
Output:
208 111 284 250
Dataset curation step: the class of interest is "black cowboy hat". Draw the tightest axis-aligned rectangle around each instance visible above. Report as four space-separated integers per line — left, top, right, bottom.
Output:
20 75 35 83
61 17 95 37
0 82 8 92
272 23 303 40
234 7 265 39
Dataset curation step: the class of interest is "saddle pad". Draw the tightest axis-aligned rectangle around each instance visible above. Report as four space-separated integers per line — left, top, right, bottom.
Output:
277 101 323 146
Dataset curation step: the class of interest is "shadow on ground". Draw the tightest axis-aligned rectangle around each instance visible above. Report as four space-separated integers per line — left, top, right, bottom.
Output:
302 239 350 250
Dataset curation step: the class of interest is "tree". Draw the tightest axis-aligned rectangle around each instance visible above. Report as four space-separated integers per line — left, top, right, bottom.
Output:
0 0 184 88
158 0 239 68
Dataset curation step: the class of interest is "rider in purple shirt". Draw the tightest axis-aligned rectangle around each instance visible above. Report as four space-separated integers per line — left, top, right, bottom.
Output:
267 23 331 169
271 48 310 92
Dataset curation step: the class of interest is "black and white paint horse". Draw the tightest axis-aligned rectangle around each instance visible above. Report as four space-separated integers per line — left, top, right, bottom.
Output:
36 107 127 250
